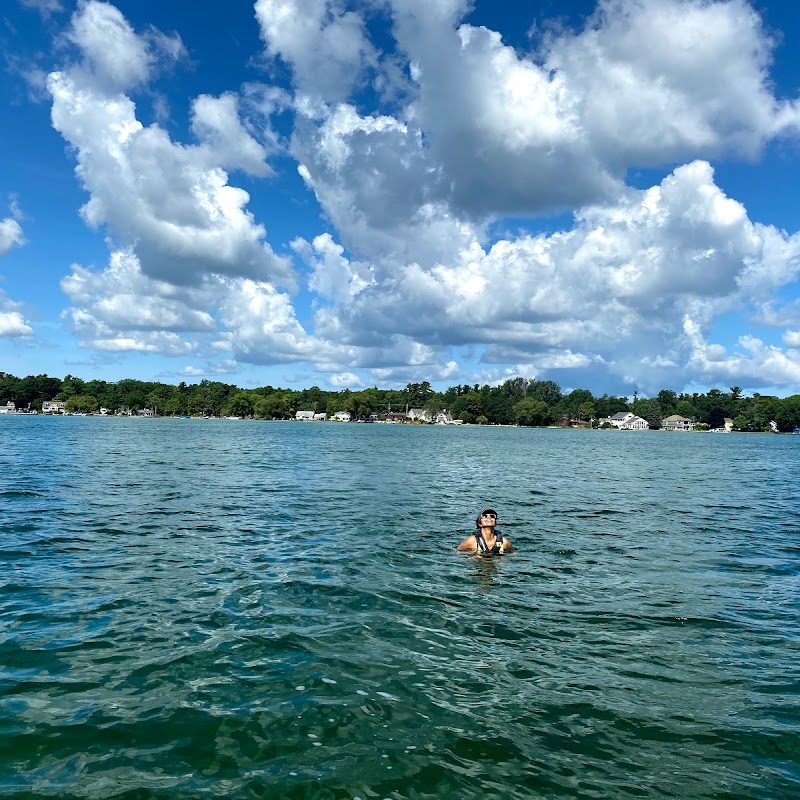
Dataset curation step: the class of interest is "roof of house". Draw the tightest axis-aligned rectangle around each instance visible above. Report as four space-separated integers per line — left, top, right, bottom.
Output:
609 412 631 420
663 414 691 422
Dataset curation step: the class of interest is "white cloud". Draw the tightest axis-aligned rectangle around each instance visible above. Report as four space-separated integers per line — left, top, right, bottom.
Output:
329 371 362 388
38 0 800 394
61 249 215 335
0 217 25 256
301 161 800 391
19 0 64 18
254 0 376 102
782 330 800 348
49 3 293 289
685 317 800 386
191 93 274 177
292 233 372 302
0 205 31 337
384 0 800 215
292 104 477 269
0 297 33 337
67 1 160 91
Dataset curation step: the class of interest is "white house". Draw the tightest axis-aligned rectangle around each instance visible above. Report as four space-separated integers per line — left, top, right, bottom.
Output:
313 412 327 421
331 411 351 422
605 412 631 428
0 401 16 414
606 411 649 430
662 414 693 431
42 400 67 414
406 408 430 422
621 415 649 430
295 410 315 420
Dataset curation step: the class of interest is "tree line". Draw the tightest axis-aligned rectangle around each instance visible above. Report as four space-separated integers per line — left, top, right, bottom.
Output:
2 372 799 432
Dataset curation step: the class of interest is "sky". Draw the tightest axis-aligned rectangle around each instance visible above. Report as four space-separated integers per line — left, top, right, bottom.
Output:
2 0 800 397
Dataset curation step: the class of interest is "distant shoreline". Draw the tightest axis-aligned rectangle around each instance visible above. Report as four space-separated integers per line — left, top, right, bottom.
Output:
2 413 792 434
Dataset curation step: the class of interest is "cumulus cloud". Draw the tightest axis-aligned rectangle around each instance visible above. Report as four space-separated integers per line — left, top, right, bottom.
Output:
49 1 292 288
0 204 32 337
0 216 25 256
61 249 215 338
685 318 800 386
254 0 376 102
60 256 203 354
384 0 800 215
0 290 33 338
43 0 800 393
66 0 184 92
329 371 363 388
302 161 800 391
292 232 372 302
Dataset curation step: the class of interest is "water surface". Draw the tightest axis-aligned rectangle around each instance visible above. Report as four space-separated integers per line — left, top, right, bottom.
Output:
1 417 798 798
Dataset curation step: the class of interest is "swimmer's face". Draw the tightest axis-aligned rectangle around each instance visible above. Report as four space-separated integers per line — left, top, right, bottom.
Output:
480 510 497 527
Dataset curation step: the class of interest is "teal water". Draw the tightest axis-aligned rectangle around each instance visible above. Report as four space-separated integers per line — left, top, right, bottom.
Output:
1 417 799 799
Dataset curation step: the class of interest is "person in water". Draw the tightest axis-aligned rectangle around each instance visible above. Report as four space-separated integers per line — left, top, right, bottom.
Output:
457 508 512 555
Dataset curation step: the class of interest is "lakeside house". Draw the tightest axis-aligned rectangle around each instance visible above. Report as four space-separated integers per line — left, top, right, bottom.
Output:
331 411 351 422
406 408 430 423
605 411 650 430
662 414 693 431
559 416 590 428
384 412 407 423
313 412 327 421
0 401 16 414
295 411 315 420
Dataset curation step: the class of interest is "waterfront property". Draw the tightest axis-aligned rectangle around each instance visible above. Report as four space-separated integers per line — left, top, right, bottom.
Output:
295 411 315 421
42 400 67 413
331 411 351 422
0 401 16 414
662 414 693 431
605 411 650 430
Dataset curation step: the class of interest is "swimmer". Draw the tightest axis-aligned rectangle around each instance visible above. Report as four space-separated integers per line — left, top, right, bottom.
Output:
457 508 512 555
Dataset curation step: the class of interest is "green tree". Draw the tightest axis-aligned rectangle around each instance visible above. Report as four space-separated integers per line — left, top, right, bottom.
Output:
732 414 750 431
65 394 99 413
255 394 289 419
451 392 484 421
752 395 778 431
578 401 596 422
514 398 551 427
484 389 515 424
775 395 800 432
646 399 663 430
227 392 255 418
707 406 726 430
527 380 562 407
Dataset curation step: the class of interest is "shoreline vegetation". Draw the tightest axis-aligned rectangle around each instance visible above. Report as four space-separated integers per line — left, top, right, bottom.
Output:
1 372 799 433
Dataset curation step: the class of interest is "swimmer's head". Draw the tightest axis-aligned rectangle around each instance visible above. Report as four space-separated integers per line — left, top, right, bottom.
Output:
476 508 498 528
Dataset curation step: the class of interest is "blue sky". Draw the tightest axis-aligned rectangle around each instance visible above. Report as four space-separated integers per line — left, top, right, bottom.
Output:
2 0 800 396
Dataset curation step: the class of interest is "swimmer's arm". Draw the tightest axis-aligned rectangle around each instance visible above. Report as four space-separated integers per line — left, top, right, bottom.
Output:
457 535 477 551
501 538 513 552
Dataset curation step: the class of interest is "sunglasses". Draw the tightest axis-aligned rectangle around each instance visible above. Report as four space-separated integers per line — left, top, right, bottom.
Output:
481 512 497 519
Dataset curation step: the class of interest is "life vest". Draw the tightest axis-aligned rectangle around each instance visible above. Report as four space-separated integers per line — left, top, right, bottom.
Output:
475 530 507 556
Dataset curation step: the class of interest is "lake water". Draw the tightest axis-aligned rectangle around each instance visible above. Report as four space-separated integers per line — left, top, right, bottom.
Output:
1 417 799 799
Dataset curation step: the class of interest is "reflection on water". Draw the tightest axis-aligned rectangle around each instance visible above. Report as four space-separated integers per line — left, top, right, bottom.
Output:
1 417 799 799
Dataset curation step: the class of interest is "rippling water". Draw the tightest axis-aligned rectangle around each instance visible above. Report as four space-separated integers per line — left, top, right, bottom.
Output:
1 417 799 799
